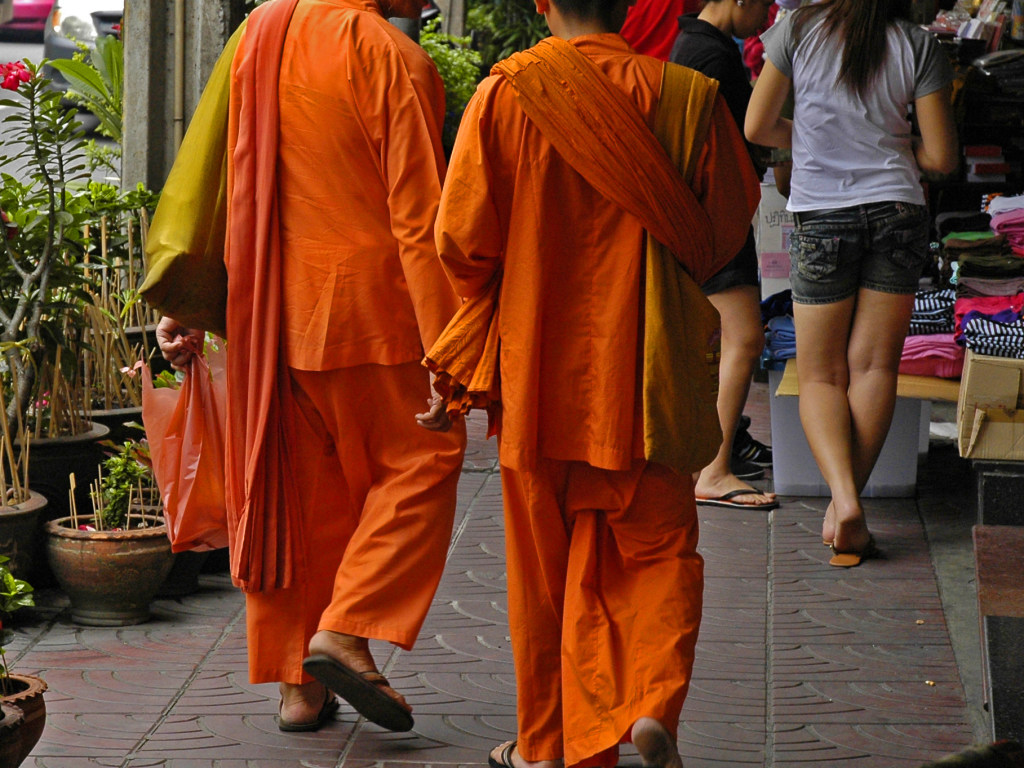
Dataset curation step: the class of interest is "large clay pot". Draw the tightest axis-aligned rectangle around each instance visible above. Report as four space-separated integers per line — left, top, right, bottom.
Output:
156 550 211 598
0 673 47 767
44 514 174 626
89 405 143 447
0 702 24 768
0 492 47 582
24 421 110 526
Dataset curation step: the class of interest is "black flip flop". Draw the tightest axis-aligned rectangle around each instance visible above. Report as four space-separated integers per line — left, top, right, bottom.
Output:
488 740 518 768
277 692 340 732
302 654 414 732
695 489 779 511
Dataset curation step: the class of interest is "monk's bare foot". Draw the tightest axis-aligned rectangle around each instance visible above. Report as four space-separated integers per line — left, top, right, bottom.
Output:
695 467 776 508
307 630 411 713
279 679 330 726
487 740 563 768
631 717 683 768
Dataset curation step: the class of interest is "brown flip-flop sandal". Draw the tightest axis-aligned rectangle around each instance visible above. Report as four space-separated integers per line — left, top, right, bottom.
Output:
302 654 413 732
276 690 340 732
829 535 879 568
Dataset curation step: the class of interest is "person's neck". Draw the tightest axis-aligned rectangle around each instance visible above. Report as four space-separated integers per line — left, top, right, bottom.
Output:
546 11 613 40
697 4 735 38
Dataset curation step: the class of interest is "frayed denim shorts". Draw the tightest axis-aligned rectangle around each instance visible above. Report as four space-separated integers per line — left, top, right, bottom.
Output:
788 201 930 305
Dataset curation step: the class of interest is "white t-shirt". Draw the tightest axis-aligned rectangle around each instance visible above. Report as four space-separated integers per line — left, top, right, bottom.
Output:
761 13 953 212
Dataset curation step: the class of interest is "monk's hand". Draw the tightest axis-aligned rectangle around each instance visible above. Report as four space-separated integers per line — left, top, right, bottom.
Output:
156 316 204 372
415 393 452 432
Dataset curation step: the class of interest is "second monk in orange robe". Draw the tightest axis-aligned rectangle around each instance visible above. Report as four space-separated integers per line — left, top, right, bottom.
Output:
430 0 759 764
157 0 467 734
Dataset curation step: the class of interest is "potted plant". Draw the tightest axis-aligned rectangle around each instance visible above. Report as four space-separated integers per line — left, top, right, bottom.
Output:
44 439 174 626
48 39 165 445
1 59 112 528
0 557 46 768
0 378 48 585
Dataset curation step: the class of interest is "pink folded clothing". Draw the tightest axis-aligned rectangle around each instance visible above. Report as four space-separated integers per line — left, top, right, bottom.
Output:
991 210 1024 233
899 333 964 378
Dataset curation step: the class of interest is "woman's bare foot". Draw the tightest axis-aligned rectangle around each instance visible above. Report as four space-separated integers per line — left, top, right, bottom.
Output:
307 630 410 713
631 718 683 768
695 467 776 508
830 503 872 555
487 740 563 768
822 501 836 545
279 679 330 726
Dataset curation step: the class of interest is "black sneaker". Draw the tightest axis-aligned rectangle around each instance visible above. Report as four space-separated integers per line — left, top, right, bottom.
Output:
731 457 765 481
733 428 773 467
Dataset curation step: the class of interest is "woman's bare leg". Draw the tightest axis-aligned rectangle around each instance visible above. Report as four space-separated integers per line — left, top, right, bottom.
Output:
836 288 915 550
792 297 862 547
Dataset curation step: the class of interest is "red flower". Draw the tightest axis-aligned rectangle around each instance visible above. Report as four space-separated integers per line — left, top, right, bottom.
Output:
0 61 31 92
0 209 16 241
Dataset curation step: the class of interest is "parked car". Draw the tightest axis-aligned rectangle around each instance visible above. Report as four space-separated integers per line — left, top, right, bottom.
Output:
0 0 55 35
42 0 122 90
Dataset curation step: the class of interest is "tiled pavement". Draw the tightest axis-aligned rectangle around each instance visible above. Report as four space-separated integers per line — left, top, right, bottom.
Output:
9 382 989 767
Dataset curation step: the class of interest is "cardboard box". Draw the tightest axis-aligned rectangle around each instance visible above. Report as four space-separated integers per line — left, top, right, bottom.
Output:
755 182 794 300
957 350 1024 461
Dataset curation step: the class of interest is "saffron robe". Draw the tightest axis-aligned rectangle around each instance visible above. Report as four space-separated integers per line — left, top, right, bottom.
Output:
435 34 757 767
436 34 756 474
227 0 466 683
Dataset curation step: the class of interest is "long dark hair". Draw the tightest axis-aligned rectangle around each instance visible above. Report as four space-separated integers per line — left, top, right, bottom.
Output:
792 0 913 98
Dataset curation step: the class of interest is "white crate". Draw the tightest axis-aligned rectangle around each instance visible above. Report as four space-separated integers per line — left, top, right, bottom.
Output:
768 369 929 498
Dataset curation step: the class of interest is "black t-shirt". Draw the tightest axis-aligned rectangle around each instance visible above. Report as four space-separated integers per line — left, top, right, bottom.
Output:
669 14 754 153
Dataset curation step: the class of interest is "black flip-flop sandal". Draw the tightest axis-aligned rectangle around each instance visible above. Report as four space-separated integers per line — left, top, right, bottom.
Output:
488 740 518 768
302 654 413 732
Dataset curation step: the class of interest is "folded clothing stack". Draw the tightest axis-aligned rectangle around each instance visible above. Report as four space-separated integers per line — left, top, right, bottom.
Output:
988 193 1024 256
760 290 794 370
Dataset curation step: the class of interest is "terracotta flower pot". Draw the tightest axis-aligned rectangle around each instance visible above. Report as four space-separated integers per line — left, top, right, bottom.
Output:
0 491 47 583
88 405 143 447
21 421 110 527
44 514 174 626
0 673 47 767
0 702 24 768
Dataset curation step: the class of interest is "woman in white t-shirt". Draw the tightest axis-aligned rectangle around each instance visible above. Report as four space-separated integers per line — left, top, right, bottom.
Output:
744 0 957 567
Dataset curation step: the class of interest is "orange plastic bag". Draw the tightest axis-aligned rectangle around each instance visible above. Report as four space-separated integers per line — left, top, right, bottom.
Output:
142 338 229 552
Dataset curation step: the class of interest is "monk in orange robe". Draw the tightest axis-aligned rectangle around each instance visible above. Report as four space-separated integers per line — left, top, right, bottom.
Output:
157 0 466 734
428 0 759 763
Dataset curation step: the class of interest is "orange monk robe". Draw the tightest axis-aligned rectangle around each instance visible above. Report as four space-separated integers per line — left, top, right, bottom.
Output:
435 35 755 767
233 0 467 686
437 35 754 476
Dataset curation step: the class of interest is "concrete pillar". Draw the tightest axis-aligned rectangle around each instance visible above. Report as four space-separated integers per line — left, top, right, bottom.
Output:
434 0 466 36
122 0 246 192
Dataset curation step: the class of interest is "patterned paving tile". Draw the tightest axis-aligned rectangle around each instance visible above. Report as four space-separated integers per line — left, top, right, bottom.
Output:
772 642 961 682
702 577 768 609
676 719 767 766
772 607 951 644
773 722 975 766
773 679 969 724
772 577 944 610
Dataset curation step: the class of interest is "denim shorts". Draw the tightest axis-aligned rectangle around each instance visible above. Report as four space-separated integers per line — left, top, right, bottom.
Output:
701 228 759 296
788 201 930 305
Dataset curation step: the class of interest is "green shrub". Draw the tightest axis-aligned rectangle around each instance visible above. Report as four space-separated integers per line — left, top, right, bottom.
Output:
420 19 483 155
